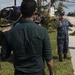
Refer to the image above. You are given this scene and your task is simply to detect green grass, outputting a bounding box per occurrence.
[47,31,74,75]
[0,30,74,75]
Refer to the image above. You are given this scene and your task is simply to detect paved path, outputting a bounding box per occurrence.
[69,27,75,75]
[66,16,75,75]
[65,16,75,25]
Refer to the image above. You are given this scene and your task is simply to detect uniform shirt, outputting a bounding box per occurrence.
[55,18,73,39]
[1,20,53,73]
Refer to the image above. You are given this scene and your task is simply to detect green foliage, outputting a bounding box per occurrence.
[36,0,57,30]
[55,2,64,16]
[36,0,48,12]
[41,11,56,28]
[41,16,57,30]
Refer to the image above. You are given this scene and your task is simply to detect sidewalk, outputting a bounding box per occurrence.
[69,27,75,75]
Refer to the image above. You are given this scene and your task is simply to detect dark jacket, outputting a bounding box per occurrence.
[1,20,53,73]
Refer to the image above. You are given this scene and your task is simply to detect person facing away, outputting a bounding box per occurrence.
[54,12,73,62]
[1,0,54,75]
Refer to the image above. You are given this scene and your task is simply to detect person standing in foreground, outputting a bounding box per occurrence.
[1,0,54,75]
[54,12,73,62]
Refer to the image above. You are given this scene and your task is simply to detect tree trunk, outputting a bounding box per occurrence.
[37,0,42,12]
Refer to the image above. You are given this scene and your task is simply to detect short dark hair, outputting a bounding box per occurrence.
[21,0,36,18]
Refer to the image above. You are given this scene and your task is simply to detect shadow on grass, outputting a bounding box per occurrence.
[48,30,55,33]
[69,47,75,49]
[70,31,75,36]
[53,55,71,60]
[0,54,14,63]
[66,57,71,60]
[53,56,58,59]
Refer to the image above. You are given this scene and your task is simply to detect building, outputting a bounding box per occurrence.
[49,6,57,17]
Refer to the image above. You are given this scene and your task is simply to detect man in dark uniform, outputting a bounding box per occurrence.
[1,0,54,75]
[54,12,73,62]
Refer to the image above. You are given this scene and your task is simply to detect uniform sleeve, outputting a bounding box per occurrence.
[68,21,73,27]
[42,29,53,62]
[1,35,12,60]
[54,20,62,28]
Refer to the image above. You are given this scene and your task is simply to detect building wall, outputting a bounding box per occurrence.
[49,6,57,17]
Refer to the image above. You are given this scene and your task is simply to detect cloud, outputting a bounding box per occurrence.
[0,0,22,9]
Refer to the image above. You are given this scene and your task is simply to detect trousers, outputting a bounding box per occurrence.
[57,38,68,55]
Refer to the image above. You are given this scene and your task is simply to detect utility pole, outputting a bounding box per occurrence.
[14,0,16,6]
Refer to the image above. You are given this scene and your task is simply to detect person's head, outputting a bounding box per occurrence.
[33,11,40,20]
[35,12,41,20]
[21,0,36,19]
[35,12,40,17]
[60,12,65,19]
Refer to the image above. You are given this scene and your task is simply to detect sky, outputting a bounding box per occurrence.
[0,0,75,14]
[0,0,22,9]
[62,1,75,14]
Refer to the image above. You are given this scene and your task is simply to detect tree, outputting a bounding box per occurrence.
[55,2,67,16]
[51,0,56,6]
[37,0,47,12]
[36,0,57,13]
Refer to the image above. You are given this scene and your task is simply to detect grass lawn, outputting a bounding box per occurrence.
[0,30,74,75]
